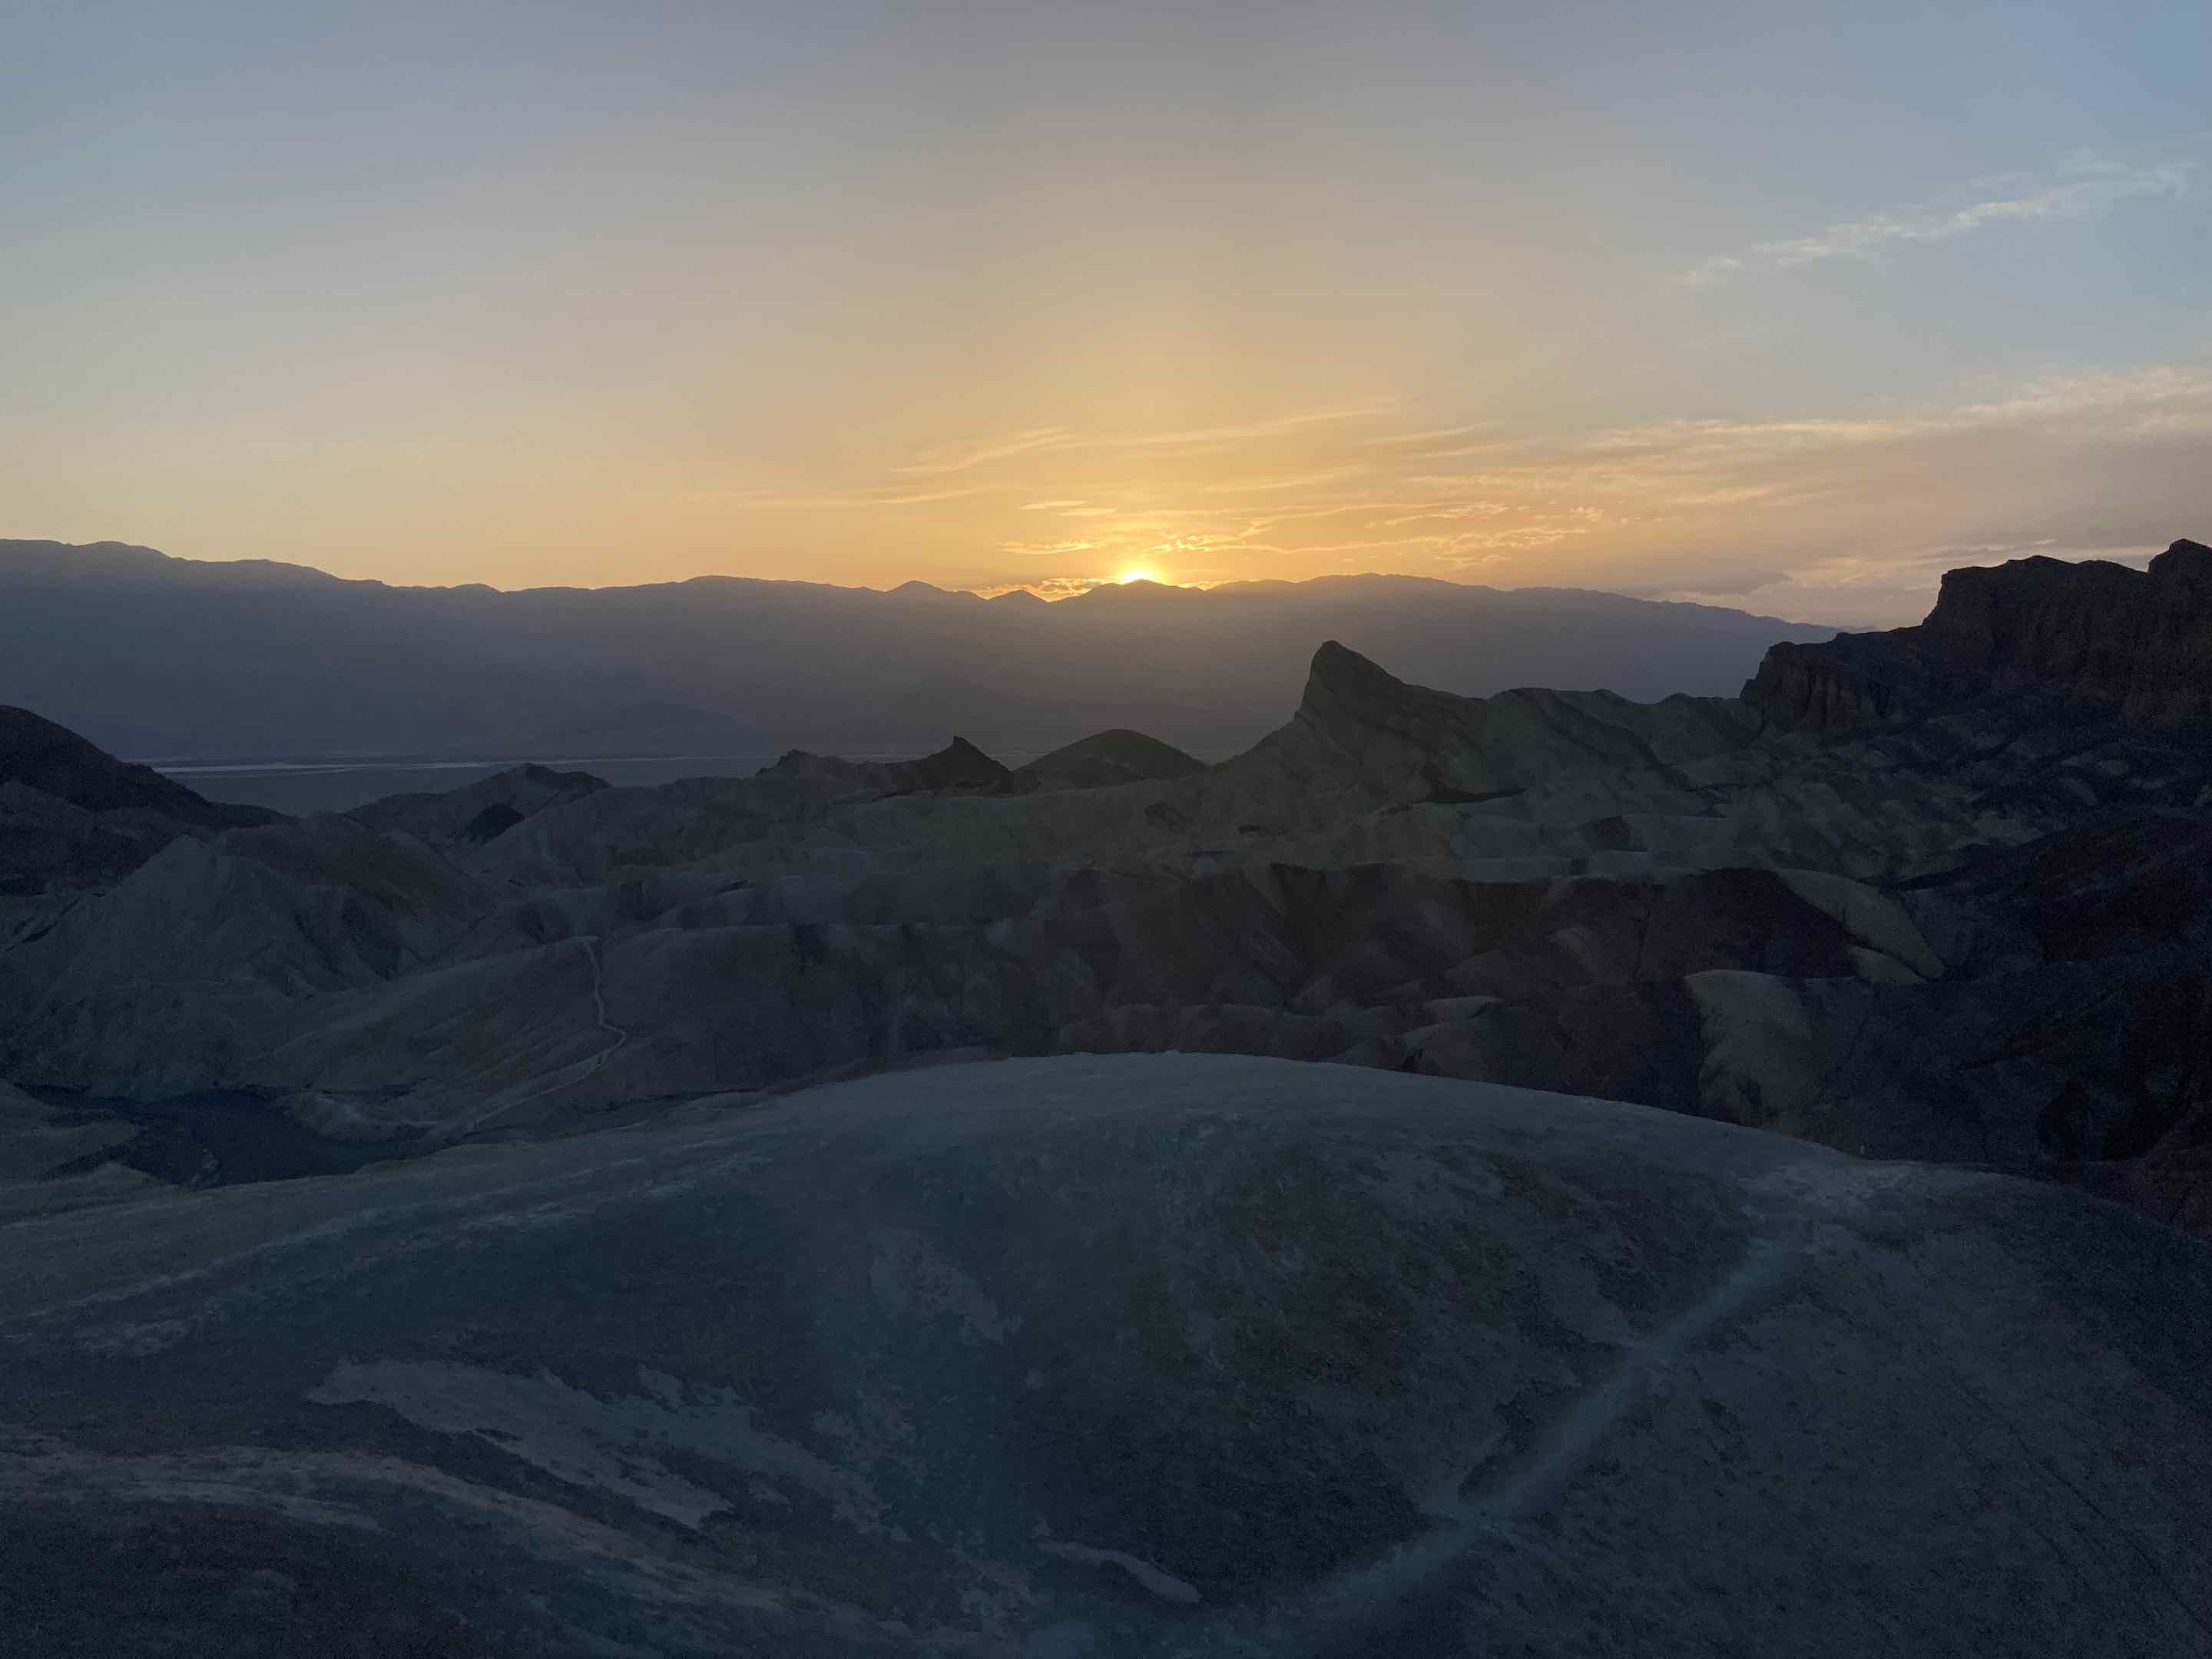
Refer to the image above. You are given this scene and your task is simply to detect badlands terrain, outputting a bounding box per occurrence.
[2,543,2210,1654]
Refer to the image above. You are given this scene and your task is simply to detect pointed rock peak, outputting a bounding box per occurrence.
[1303,641,1410,707]
[910,736,1013,790]
[932,734,997,763]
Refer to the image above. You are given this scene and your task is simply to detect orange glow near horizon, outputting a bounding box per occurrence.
[16,381,2197,629]
[3,12,2206,635]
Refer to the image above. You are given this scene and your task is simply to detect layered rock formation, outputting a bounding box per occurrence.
[1747,537,2212,728]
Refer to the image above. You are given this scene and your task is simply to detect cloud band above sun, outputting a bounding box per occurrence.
[746,358,2212,627]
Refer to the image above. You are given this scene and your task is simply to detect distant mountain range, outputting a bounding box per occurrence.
[0,538,1843,763]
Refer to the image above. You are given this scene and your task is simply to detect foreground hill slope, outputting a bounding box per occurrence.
[3,1055,2206,1657]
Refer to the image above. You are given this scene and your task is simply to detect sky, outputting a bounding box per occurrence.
[3,1,2208,626]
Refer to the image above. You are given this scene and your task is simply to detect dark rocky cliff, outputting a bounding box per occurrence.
[1746,538,2212,729]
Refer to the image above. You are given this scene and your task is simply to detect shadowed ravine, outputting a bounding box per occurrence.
[33,1088,428,1187]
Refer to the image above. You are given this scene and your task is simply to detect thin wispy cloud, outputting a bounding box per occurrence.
[1355,422,1495,449]
[892,428,1076,476]
[1681,156,2197,286]
[867,484,998,506]
[770,359,2210,622]
[1113,404,1394,449]
[889,405,1393,476]
[760,368,2207,601]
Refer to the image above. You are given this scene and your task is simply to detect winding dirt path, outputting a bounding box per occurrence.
[449,936,629,1139]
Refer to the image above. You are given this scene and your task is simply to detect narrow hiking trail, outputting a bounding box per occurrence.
[449,936,630,1139]
[1282,1224,1819,1654]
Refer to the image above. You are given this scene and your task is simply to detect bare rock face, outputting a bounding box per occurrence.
[1747,538,2212,729]
[1171,641,1758,834]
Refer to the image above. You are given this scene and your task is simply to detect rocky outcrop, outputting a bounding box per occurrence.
[1130,641,1767,859]
[349,762,608,844]
[1011,728,1206,792]
[1747,538,2212,729]
[902,734,1014,792]
[762,735,1015,797]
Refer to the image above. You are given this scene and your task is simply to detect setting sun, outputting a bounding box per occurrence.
[1115,566,1160,586]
